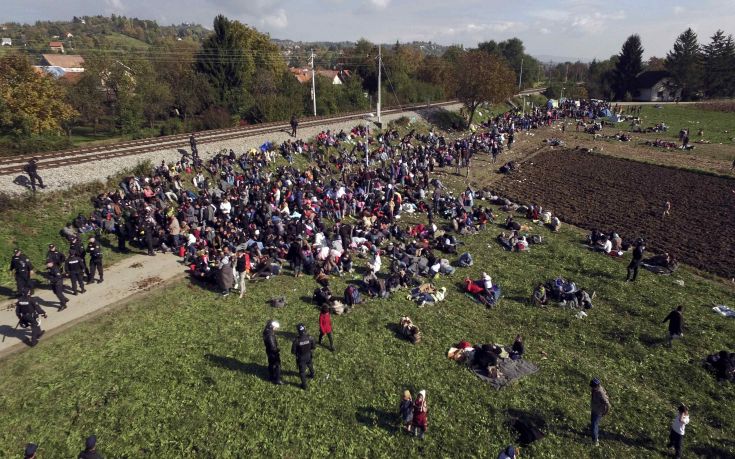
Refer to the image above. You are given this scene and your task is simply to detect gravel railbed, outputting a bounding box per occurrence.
[0,104,461,195]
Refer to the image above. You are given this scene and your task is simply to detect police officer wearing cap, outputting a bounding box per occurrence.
[65,251,86,295]
[291,323,316,390]
[23,442,38,458]
[16,294,47,346]
[46,243,65,270]
[78,435,103,459]
[263,320,283,385]
[47,261,68,311]
[10,248,34,297]
[87,237,103,283]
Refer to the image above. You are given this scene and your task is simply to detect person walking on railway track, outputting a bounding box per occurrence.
[263,320,283,385]
[625,239,646,282]
[291,323,316,390]
[24,158,45,192]
[589,377,611,446]
[47,261,68,310]
[189,133,198,156]
[65,251,86,295]
[290,114,299,137]
[87,236,103,283]
[16,293,47,347]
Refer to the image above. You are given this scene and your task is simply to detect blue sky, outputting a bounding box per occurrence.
[4,0,735,60]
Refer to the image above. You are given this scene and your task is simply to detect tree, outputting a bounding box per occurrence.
[665,28,703,100]
[454,50,515,128]
[196,15,284,115]
[702,30,735,98]
[587,56,618,100]
[156,41,212,121]
[613,34,644,100]
[0,53,77,137]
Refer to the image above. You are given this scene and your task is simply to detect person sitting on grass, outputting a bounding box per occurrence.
[549,215,561,232]
[497,232,514,251]
[510,334,524,360]
[594,235,612,254]
[532,283,548,307]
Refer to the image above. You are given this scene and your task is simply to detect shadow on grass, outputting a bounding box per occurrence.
[384,322,404,341]
[506,408,546,446]
[553,424,659,452]
[639,333,668,347]
[355,406,399,434]
[690,439,735,458]
[205,354,270,381]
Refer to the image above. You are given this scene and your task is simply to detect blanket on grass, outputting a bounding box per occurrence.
[472,359,539,390]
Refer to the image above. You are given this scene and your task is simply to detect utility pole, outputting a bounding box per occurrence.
[310,49,317,116]
[518,56,523,90]
[377,44,382,125]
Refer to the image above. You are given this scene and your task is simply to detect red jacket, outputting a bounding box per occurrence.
[319,311,332,334]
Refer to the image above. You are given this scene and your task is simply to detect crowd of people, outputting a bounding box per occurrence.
[7,98,731,457]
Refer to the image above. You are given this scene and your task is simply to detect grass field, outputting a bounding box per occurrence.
[0,116,734,457]
[1,182,734,456]
[636,105,735,149]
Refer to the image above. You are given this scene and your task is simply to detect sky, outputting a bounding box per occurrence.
[4,0,735,61]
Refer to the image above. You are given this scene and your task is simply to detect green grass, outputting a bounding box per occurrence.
[637,105,735,147]
[102,32,151,50]
[0,200,733,456]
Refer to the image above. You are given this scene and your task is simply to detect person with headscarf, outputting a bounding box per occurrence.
[590,377,611,446]
[412,390,428,439]
[399,390,414,432]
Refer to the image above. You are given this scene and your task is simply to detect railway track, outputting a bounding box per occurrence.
[0,101,459,176]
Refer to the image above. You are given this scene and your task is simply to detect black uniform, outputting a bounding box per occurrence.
[144,224,156,256]
[46,247,66,269]
[291,328,316,389]
[190,134,198,155]
[263,325,282,384]
[78,450,103,459]
[626,243,645,282]
[24,159,45,192]
[48,264,68,309]
[15,296,46,346]
[65,254,86,294]
[10,252,33,296]
[70,238,90,277]
[87,242,103,283]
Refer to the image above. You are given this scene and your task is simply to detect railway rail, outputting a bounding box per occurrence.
[0,100,459,176]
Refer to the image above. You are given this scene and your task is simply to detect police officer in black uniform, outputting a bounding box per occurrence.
[190,133,198,155]
[87,236,103,283]
[10,248,34,296]
[65,251,86,294]
[16,294,47,346]
[24,158,45,192]
[291,323,316,390]
[144,223,156,256]
[46,243,66,270]
[70,236,90,279]
[47,261,68,310]
[263,320,283,385]
[78,435,103,459]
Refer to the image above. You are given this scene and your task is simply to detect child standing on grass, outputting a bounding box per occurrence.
[668,404,689,459]
[318,305,334,352]
[399,390,413,432]
[413,390,428,439]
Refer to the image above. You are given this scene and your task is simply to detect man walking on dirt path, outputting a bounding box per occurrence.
[290,115,298,138]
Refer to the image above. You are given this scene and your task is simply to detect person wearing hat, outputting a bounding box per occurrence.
[590,377,611,446]
[65,250,86,295]
[625,238,646,282]
[399,390,414,432]
[46,260,68,311]
[263,320,283,385]
[10,248,35,297]
[87,237,103,284]
[78,435,103,459]
[412,390,428,439]
[45,243,65,269]
[24,157,45,192]
[291,323,316,390]
[497,445,517,459]
[23,442,38,459]
[16,294,47,346]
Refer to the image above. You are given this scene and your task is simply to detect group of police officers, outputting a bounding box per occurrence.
[8,235,103,347]
[263,319,318,390]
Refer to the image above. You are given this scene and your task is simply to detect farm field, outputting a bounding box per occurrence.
[495,148,735,280]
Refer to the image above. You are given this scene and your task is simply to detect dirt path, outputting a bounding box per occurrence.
[0,253,184,357]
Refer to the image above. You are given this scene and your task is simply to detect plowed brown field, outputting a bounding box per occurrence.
[495,149,735,279]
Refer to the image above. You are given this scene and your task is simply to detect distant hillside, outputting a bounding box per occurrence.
[0,15,209,54]
[273,38,451,56]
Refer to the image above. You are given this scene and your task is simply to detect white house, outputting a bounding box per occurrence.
[633,71,681,102]
[1,38,11,46]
